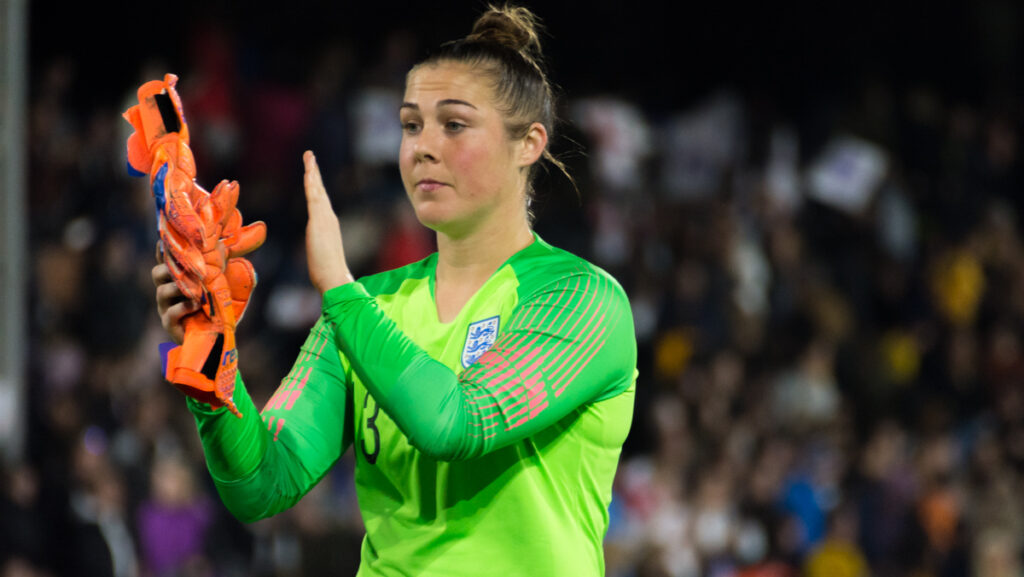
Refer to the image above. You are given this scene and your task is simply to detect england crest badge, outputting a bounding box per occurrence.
[462,316,500,367]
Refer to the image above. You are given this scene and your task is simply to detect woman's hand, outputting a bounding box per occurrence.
[152,248,199,345]
[303,150,354,295]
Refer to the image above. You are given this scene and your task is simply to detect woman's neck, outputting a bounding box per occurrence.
[435,213,534,289]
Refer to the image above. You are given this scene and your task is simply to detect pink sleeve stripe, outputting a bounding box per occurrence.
[466,431,499,440]
[505,399,550,430]
[269,366,310,411]
[273,418,285,442]
[504,265,588,333]
[300,324,331,364]
[474,373,545,411]
[284,389,301,410]
[281,364,300,389]
[476,388,546,424]
[477,345,545,396]
[553,323,610,397]
[473,375,523,403]
[474,390,524,414]
[539,274,594,339]
[486,371,548,417]
[527,306,602,391]
[284,367,313,410]
[503,276,589,363]
[546,312,607,384]
[497,391,547,424]
[507,276,574,333]
[298,331,317,364]
[270,387,286,411]
[477,390,527,416]
[480,358,528,394]
[472,351,548,406]
[536,278,609,376]
[469,361,550,421]
[311,329,331,360]
[465,339,557,395]
[468,350,513,383]
[264,389,284,412]
[534,291,614,399]
[494,276,580,364]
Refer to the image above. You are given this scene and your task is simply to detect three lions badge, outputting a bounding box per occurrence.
[462,316,500,367]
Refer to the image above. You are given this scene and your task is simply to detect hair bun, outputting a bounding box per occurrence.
[466,4,543,64]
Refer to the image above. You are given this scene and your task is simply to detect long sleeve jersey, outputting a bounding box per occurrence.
[187,233,638,576]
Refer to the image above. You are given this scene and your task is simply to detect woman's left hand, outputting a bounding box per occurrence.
[303,150,354,295]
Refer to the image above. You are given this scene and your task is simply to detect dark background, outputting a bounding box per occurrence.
[33,1,1015,113]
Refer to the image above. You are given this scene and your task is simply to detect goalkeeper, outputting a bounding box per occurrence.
[152,5,637,576]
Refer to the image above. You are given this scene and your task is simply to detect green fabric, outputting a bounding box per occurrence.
[189,234,637,576]
[187,316,353,522]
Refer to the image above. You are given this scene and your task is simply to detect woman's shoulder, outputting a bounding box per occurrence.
[512,235,628,303]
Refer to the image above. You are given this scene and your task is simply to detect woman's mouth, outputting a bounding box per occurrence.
[416,179,447,192]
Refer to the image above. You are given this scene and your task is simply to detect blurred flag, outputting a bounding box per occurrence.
[661,92,744,200]
[571,97,652,192]
[805,136,889,215]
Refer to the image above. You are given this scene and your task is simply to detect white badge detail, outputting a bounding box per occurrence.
[462,316,500,367]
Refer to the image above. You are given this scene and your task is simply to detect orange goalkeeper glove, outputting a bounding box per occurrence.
[124,73,265,417]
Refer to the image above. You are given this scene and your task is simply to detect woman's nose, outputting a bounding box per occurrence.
[413,125,440,162]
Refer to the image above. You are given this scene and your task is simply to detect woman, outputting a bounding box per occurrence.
[154,5,637,576]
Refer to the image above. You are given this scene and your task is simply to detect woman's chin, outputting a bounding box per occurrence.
[412,208,445,230]
[415,212,474,239]
[412,204,457,231]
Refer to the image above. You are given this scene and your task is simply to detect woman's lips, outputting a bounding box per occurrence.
[417,179,447,192]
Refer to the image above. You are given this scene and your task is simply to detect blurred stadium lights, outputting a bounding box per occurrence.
[0,0,28,463]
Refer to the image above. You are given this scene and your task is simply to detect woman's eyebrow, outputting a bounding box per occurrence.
[399,99,478,111]
[437,99,477,109]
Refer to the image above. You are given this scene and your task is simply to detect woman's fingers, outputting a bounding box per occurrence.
[302,150,353,295]
[162,301,193,345]
[303,150,329,205]
[152,263,173,287]
[156,279,185,310]
[153,260,198,345]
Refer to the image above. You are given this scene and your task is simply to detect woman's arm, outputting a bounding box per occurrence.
[322,270,636,461]
[188,317,353,522]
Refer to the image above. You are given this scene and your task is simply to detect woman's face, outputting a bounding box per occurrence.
[399,61,531,237]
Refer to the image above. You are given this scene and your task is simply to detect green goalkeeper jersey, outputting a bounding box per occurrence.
[188,233,637,577]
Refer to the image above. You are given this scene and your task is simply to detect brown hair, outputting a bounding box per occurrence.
[412,4,577,211]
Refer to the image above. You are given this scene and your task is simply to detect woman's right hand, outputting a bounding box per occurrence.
[152,251,200,345]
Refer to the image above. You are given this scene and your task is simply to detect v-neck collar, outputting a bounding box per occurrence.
[427,231,543,325]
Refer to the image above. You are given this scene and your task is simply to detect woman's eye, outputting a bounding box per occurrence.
[445,121,466,132]
[402,121,421,134]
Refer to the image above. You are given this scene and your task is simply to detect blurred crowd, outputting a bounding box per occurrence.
[5,14,1024,577]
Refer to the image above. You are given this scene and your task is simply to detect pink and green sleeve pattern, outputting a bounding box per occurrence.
[187,317,353,522]
[322,267,635,462]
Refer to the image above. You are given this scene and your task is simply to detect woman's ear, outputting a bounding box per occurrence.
[517,122,548,168]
